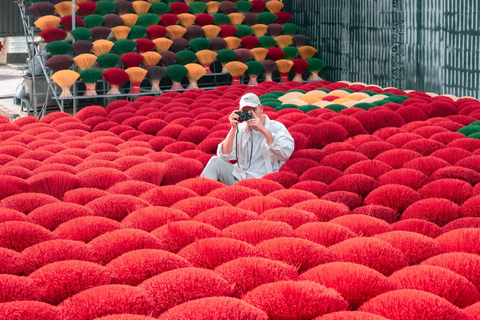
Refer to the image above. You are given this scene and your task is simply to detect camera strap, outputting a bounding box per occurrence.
[236,126,254,170]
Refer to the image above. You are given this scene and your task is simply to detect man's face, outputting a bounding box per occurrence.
[242,104,263,118]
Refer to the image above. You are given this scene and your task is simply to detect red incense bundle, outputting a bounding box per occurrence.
[147,25,167,39]
[135,38,155,53]
[121,52,144,68]
[291,58,309,81]
[102,67,129,95]
[40,28,67,43]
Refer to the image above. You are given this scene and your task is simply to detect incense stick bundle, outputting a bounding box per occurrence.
[125,67,148,94]
[79,68,102,96]
[245,60,265,85]
[217,49,237,73]
[178,13,196,27]
[234,48,253,63]
[71,40,93,56]
[160,13,179,27]
[132,1,151,14]
[90,26,111,41]
[195,13,215,27]
[159,51,176,67]
[121,52,144,68]
[120,13,138,26]
[128,25,147,39]
[170,2,189,15]
[29,3,55,18]
[135,38,155,53]
[97,53,120,70]
[153,38,173,52]
[185,63,206,89]
[209,37,227,51]
[170,38,189,53]
[115,0,132,16]
[111,26,130,40]
[202,25,221,38]
[275,59,293,82]
[291,58,309,81]
[51,70,80,98]
[242,13,259,26]
[151,2,170,15]
[34,15,61,31]
[240,36,259,50]
[40,28,67,43]
[166,64,188,90]
[261,59,277,81]
[166,25,187,39]
[147,25,168,39]
[147,66,166,92]
[306,58,326,81]
[103,67,129,95]
[74,53,97,70]
[225,61,248,85]
[91,39,114,56]
[113,39,137,55]
[54,1,79,17]
[176,50,197,65]
[45,41,71,56]
[298,46,317,59]
[83,14,104,28]
[224,36,241,50]
[196,50,217,73]
[252,24,268,37]
[78,2,96,17]
[206,1,221,14]
[103,14,125,28]
[185,25,205,41]
[137,13,161,27]
[250,47,268,61]
[70,27,92,41]
[142,51,162,68]
[45,54,74,73]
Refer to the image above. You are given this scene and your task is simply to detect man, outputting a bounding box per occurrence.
[201,93,294,185]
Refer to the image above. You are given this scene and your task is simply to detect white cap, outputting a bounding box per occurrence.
[239,93,261,110]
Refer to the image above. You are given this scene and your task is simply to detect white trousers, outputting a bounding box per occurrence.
[201,156,254,186]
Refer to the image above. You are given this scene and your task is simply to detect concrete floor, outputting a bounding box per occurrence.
[0,63,27,120]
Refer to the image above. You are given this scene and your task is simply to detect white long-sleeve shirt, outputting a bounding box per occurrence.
[217,115,295,181]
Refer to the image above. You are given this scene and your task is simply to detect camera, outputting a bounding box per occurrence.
[235,110,253,122]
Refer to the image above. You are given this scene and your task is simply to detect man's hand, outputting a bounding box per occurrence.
[246,111,265,132]
[229,111,239,129]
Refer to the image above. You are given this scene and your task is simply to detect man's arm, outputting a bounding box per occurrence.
[222,127,237,154]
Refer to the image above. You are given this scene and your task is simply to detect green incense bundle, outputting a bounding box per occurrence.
[189,2,207,14]
[136,13,160,27]
[213,13,230,26]
[258,36,277,48]
[45,41,71,56]
[113,39,137,55]
[83,14,104,29]
[166,64,188,90]
[175,50,196,65]
[79,68,102,96]
[258,12,277,25]
[216,49,237,73]
[188,38,211,52]
[95,1,116,16]
[70,27,92,41]
[306,58,326,81]
[235,25,253,38]
[245,60,265,85]
[283,47,299,60]
[235,1,252,13]
[282,23,300,35]
[96,53,120,69]
[151,2,170,15]
[128,25,147,39]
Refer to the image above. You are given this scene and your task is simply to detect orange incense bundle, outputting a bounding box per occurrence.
[178,13,196,27]
[265,0,284,13]
[291,58,309,81]
[111,26,130,40]
[274,35,293,48]
[225,61,248,85]
[51,70,80,98]
[142,51,162,68]
[103,68,129,95]
[276,59,293,82]
[121,13,138,26]
[121,52,144,68]
[135,38,155,53]
[185,63,206,89]
[228,13,245,25]
[132,1,151,14]
[250,48,269,61]
[252,24,268,37]
[202,25,221,38]
[153,38,173,52]
[196,50,217,73]
[34,15,61,31]
[54,1,79,17]
[166,25,187,39]
[147,25,168,39]
[73,53,97,70]
[224,36,241,50]
[91,39,114,56]
[125,67,148,94]
[206,1,221,14]
[298,45,317,59]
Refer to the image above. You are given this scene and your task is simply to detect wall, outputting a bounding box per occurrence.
[0,0,25,37]
[285,0,480,98]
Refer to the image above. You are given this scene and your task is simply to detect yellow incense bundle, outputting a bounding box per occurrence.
[111,26,130,40]
[166,25,187,39]
[132,1,151,14]
[228,13,245,25]
[91,39,114,56]
[121,13,138,27]
[73,53,97,70]
[196,49,217,73]
[55,2,79,17]
[142,51,162,67]
[252,24,268,37]
[125,67,148,93]
[51,70,80,98]
[224,36,241,50]
[225,61,248,85]
[298,46,318,59]
[250,48,269,61]
[206,1,221,14]
[178,13,196,27]
[34,15,61,31]
[202,25,221,38]
[153,38,173,52]
[276,59,293,82]
[185,63,206,89]
[274,35,293,48]
[265,0,284,13]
